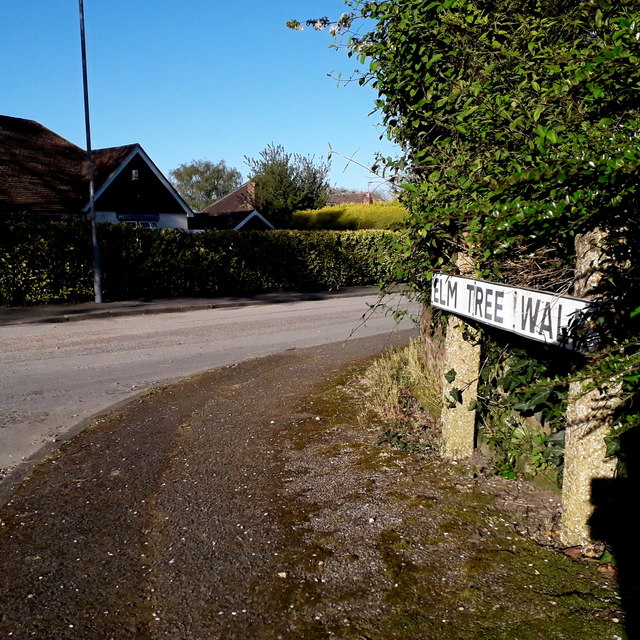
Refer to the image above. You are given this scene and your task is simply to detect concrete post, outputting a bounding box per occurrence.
[560,229,618,546]
[439,252,481,460]
[440,316,481,459]
[561,384,618,545]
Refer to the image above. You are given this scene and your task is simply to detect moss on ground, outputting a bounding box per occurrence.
[263,360,626,639]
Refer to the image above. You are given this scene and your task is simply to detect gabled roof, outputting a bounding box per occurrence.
[200,181,257,215]
[194,181,275,231]
[86,144,192,216]
[0,115,191,216]
[326,191,383,206]
[0,115,86,212]
[235,210,274,230]
[189,209,275,231]
[92,144,139,188]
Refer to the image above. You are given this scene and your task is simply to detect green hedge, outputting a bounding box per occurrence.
[0,217,93,305]
[0,217,394,306]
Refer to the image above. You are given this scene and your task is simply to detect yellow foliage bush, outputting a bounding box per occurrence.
[293,201,407,230]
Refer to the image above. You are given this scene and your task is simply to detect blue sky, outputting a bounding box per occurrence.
[1,0,397,192]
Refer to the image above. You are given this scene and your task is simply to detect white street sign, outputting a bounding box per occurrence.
[431,274,592,350]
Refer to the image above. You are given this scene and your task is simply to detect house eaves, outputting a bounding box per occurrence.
[233,210,275,230]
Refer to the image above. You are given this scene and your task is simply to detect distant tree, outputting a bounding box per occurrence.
[169,159,242,212]
[245,144,330,227]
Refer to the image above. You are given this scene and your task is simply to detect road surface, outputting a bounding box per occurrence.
[0,293,418,486]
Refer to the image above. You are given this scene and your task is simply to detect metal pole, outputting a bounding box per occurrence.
[78,0,102,303]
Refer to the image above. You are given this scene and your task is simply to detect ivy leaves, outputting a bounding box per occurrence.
[444,368,457,384]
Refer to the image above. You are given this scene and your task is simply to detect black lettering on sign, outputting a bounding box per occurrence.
[521,297,541,333]
[466,284,475,314]
[539,302,553,339]
[434,276,585,348]
[474,286,484,317]
[484,288,493,321]
[556,304,563,340]
[447,280,458,307]
[494,290,504,324]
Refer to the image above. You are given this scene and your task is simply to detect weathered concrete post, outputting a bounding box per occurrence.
[439,253,481,460]
[561,229,618,546]
[440,318,481,459]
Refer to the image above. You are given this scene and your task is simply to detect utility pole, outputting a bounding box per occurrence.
[78,0,103,303]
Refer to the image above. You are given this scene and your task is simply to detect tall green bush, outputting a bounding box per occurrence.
[289,0,640,476]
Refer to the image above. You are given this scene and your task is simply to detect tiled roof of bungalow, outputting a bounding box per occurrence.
[200,181,257,215]
[0,115,86,212]
[325,191,383,206]
[0,115,146,214]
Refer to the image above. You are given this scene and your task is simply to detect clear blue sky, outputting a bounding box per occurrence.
[1,0,397,192]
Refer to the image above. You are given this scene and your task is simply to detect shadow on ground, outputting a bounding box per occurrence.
[590,426,640,639]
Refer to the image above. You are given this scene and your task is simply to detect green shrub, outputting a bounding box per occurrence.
[0,216,93,306]
[292,201,407,230]
[0,217,395,306]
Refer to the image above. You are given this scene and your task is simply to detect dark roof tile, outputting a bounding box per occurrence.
[0,116,143,214]
[200,181,257,215]
[326,191,383,206]
[0,115,86,212]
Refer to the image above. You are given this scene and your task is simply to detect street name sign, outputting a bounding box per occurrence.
[431,274,591,350]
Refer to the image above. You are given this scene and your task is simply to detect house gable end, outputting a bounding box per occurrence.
[90,146,192,216]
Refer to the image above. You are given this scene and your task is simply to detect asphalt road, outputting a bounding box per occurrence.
[0,293,418,488]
